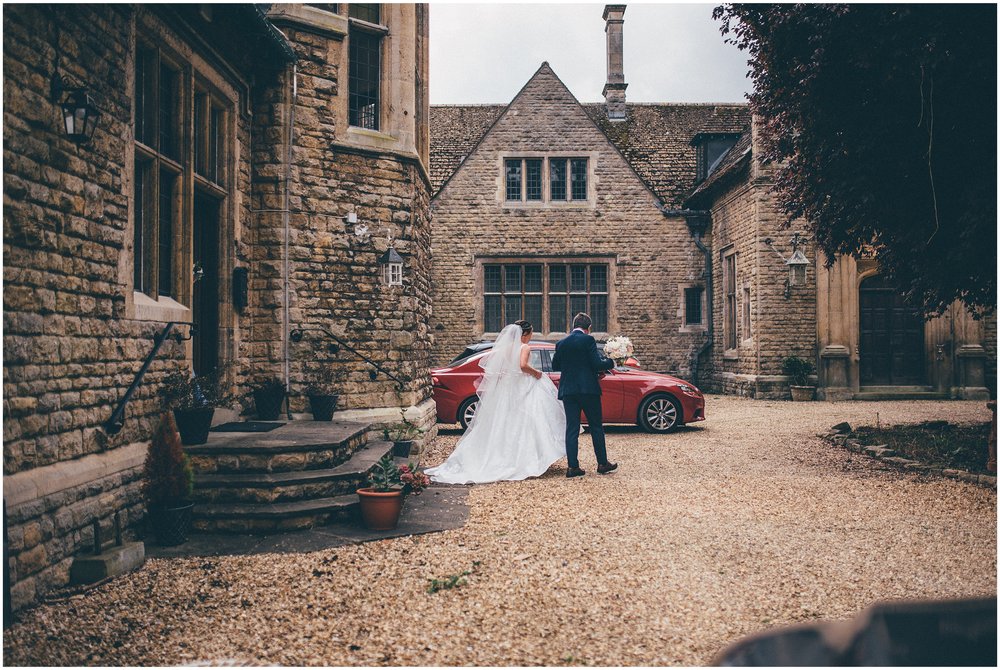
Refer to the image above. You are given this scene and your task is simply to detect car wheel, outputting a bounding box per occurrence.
[638,394,682,433]
[458,397,479,430]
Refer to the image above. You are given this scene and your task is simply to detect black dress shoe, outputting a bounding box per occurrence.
[597,462,618,475]
[566,467,586,478]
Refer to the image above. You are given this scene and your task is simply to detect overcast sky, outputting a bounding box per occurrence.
[429,3,753,105]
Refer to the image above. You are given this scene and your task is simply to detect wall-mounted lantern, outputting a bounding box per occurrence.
[763,232,811,299]
[51,74,101,144]
[378,246,404,286]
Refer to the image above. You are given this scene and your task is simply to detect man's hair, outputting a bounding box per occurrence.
[572,313,592,330]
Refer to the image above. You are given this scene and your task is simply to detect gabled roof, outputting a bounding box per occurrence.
[685,129,753,208]
[430,96,750,207]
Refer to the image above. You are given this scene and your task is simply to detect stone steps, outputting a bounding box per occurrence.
[185,421,370,474]
[854,386,949,401]
[192,441,393,504]
[184,420,392,534]
[192,495,359,534]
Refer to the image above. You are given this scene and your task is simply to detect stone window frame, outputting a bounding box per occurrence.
[678,283,707,333]
[475,255,617,339]
[497,152,598,208]
[125,12,239,333]
[721,246,738,357]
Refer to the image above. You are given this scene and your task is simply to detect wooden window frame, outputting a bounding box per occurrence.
[348,8,387,132]
[499,156,591,204]
[723,250,738,352]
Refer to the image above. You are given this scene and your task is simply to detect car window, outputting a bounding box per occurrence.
[530,349,553,373]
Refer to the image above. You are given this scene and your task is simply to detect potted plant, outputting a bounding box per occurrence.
[143,413,195,546]
[383,421,423,458]
[253,377,285,421]
[357,453,430,530]
[305,384,339,422]
[163,367,225,445]
[783,356,817,401]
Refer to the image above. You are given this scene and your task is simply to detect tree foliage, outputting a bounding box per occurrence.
[715,4,996,316]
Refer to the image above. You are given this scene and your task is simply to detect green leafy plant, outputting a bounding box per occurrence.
[366,453,430,495]
[143,413,194,507]
[162,366,228,411]
[427,561,480,593]
[782,356,815,387]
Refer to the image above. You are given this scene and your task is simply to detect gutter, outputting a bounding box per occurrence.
[659,206,714,387]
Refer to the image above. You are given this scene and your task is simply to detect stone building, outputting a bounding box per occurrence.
[4,3,431,610]
[429,4,995,399]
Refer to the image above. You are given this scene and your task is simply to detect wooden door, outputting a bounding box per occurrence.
[859,276,925,385]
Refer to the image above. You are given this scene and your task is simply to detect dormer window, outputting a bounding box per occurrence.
[692,133,740,182]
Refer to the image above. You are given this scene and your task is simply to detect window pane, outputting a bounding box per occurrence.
[209,106,222,183]
[159,63,177,159]
[504,295,522,323]
[590,264,607,292]
[570,264,587,292]
[550,159,567,200]
[194,94,206,176]
[348,3,380,23]
[349,29,380,130]
[484,265,501,293]
[570,295,588,318]
[549,295,567,332]
[135,49,155,147]
[157,171,174,297]
[529,349,544,371]
[504,265,521,292]
[484,295,502,332]
[133,162,147,292]
[570,159,587,200]
[525,159,542,200]
[524,295,542,329]
[524,264,542,293]
[590,294,608,332]
[549,264,566,292]
[685,287,703,325]
[505,159,521,201]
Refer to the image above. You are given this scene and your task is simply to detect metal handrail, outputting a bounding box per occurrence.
[289,326,406,387]
[103,321,195,435]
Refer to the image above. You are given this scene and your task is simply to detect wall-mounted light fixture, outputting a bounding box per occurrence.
[762,232,811,299]
[378,228,404,286]
[51,73,101,144]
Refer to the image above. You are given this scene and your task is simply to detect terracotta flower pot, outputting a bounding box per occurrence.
[357,488,404,530]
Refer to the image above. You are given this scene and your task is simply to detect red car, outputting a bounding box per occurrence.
[431,342,706,433]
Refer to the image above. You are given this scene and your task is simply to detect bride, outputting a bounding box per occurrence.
[425,320,566,484]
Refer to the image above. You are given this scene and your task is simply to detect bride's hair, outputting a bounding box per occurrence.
[513,320,533,336]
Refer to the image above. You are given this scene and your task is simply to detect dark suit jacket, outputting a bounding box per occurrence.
[551,329,615,399]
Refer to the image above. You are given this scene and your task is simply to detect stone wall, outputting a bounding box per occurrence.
[430,64,708,377]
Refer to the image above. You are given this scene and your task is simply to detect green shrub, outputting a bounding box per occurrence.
[782,356,815,386]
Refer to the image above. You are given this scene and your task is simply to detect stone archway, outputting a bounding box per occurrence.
[859,275,925,385]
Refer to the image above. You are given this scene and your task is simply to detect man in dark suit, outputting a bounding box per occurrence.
[551,312,618,477]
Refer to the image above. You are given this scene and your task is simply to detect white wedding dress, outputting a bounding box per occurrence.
[425,324,567,484]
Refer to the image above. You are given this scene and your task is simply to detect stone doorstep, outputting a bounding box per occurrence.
[184,420,370,455]
[193,441,393,490]
[193,494,358,520]
[69,541,145,585]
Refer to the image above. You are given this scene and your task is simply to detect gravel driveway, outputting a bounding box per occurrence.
[5,398,996,666]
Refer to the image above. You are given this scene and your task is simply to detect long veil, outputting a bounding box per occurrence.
[474,323,523,403]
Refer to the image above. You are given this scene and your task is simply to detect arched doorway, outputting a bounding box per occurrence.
[859,275,925,385]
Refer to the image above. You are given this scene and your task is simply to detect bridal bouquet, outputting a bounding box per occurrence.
[603,335,635,365]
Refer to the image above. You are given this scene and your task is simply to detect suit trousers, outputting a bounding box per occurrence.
[562,394,608,468]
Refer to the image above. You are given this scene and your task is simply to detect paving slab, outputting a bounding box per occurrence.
[147,485,469,558]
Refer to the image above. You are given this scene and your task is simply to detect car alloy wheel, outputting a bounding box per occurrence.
[458,397,479,430]
[640,394,681,433]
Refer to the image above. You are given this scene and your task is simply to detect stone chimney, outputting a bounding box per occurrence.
[602,5,627,121]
